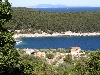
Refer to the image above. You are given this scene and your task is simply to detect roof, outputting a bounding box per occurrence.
[71,47,81,51]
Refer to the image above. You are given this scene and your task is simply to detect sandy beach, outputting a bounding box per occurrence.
[13,31,100,38]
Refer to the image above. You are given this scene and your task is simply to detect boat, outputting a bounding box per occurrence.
[15,40,22,44]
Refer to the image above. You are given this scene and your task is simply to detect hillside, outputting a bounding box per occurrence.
[4,7,100,33]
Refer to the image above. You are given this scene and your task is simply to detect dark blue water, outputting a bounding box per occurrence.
[15,36,100,50]
[33,7,100,12]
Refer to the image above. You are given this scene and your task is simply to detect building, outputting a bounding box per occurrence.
[34,52,46,58]
[23,48,35,55]
[71,47,81,56]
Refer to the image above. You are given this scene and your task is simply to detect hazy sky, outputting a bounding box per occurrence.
[5,0,100,7]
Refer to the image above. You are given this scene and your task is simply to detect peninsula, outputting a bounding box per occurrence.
[5,7,100,36]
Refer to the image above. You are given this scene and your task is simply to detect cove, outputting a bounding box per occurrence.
[14,36,100,51]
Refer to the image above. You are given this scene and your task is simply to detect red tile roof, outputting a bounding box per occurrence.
[71,47,81,51]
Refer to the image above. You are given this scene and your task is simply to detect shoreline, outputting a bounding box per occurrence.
[13,31,100,38]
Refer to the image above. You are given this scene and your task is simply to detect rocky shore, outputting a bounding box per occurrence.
[13,31,100,38]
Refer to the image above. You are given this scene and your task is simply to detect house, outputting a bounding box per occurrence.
[70,47,81,56]
[34,52,46,58]
[23,48,46,58]
[23,48,35,55]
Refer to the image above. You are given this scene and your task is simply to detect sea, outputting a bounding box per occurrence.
[15,7,100,51]
[32,7,100,12]
[15,36,100,51]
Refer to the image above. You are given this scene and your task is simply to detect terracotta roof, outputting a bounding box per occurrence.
[71,47,81,51]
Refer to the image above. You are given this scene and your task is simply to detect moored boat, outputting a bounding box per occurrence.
[16,40,22,44]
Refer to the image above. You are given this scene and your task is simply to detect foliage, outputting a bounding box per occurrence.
[57,48,66,53]
[65,48,71,53]
[46,53,54,59]
[1,1,100,74]
[63,54,73,64]
[20,54,56,75]
[72,57,88,75]
[0,0,33,75]
[3,7,100,33]
[86,50,100,75]
[0,0,12,28]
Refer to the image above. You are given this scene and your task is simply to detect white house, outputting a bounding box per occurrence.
[71,47,81,56]
[23,48,35,55]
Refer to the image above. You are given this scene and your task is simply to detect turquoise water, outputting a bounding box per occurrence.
[14,36,100,50]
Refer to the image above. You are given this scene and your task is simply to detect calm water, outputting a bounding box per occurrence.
[15,36,100,50]
[33,7,100,12]
[15,7,100,50]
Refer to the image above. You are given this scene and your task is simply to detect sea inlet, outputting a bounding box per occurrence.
[15,36,100,51]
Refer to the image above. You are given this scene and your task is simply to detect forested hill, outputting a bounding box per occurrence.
[4,7,100,33]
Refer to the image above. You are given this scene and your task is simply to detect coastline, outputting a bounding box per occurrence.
[13,31,100,38]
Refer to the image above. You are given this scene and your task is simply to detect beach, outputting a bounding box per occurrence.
[13,31,100,38]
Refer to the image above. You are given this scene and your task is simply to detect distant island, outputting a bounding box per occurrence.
[28,4,89,8]
[29,4,67,8]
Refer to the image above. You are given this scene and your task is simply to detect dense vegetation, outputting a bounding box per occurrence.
[1,0,100,75]
[3,7,100,33]
[0,0,33,74]
[19,49,100,75]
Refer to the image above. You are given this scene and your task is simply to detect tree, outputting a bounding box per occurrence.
[46,53,54,59]
[0,0,33,74]
[72,57,88,75]
[63,54,73,64]
[86,50,100,75]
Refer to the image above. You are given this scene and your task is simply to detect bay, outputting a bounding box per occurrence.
[15,36,100,51]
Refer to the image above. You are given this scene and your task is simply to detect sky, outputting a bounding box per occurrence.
[4,0,100,7]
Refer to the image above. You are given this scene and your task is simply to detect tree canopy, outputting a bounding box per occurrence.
[3,7,100,33]
[1,1,100,75]
[0,0,33,74]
